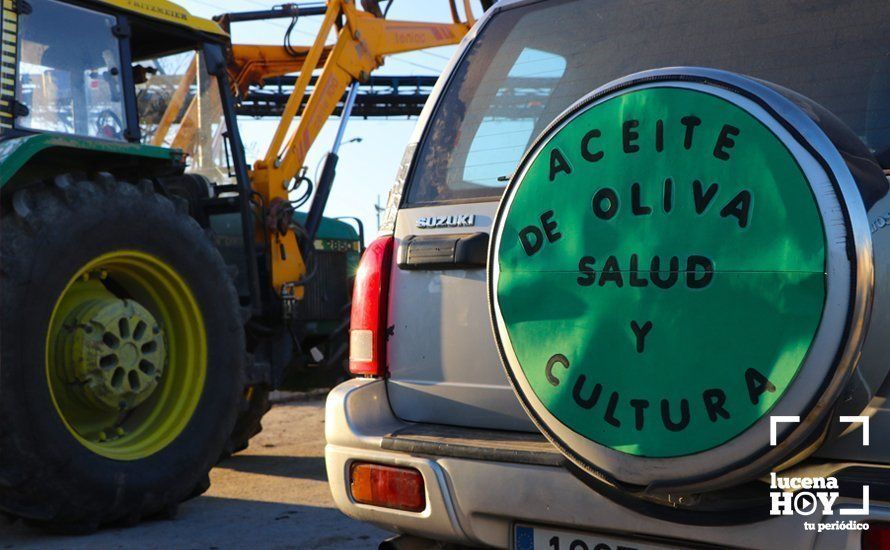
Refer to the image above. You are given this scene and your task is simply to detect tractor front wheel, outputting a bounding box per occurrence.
[0,174,244,530]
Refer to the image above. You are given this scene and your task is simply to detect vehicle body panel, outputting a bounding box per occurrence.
[388,201,535,431]
[327,379,883,549]
[328,0,890,545]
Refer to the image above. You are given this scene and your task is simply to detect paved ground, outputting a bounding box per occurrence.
[0,398,391,549]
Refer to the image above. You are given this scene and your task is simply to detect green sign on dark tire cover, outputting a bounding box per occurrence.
[493,87,826,458]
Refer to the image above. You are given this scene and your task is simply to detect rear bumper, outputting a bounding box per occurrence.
[325,379,884,549]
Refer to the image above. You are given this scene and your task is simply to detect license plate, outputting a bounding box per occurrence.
[513,524,679,550]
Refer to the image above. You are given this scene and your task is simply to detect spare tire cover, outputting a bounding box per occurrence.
[488,68,880,490]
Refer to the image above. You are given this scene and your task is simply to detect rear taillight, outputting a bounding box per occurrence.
[863,523,890,550]
[349,462,425,512]
[349,235,394,376]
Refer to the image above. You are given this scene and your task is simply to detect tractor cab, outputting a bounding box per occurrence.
[4,0,259,298]
[3,0,236,184]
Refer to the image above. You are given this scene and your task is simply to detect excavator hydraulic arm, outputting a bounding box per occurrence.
[228,44,332,99]
[236,0,475,301]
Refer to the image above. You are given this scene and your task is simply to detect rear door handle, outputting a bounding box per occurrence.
[397,232,489,270]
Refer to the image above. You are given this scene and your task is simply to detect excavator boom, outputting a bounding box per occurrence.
[229,0,475,299]
[155,0,476,300]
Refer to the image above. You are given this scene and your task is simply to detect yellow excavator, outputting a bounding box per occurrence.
[0,0,478,530]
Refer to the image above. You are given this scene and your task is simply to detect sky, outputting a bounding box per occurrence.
[177,0,473,242]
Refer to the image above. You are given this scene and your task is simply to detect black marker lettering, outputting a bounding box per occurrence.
[630,320,653,353]
[519,226,542,256]
[599,255,624,287]
[540,210,562,243]
[745,368,776,405]
[549,147,572,181]
[546,354,569,387]
[721,190,752,228]
[630,399,649,431]
[686,256,714,289]
[693,180,719,214]
[713,124,740,160]
[623,119,640,153]
[577,256,596,287]
[592,188,619,220]
[655,119,664,152]
[703,388,730,422]
[661,398,691,432]
[573,375,602,409]
[604,392,621,427]
[680,115,702,149]
[650,256,679,289]
[631,182,651,215]
[629,254,648,287]
[581,129,604,162]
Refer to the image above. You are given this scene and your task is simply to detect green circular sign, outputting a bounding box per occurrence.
[492,87,827,458]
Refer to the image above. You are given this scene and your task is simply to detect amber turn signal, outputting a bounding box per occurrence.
[349,462,425,512]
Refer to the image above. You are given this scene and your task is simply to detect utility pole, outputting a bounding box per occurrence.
[374,194,385,229]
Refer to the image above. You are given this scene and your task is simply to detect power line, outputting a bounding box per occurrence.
[385,57,443,73]
[415,50,450,61]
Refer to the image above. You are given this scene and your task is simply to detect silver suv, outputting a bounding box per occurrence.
[326,1,890,548]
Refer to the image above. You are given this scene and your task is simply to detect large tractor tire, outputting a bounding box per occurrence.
[0,173,245,531]
[225,385,272,456]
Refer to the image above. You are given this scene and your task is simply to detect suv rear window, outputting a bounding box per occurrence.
[405,0,890,206]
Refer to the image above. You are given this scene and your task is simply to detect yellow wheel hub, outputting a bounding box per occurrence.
[46,251,207,460]
[60,298,166,411]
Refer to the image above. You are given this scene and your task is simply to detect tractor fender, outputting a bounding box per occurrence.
[0,134,185,192]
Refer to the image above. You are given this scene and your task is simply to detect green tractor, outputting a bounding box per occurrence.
[0,0,362,530]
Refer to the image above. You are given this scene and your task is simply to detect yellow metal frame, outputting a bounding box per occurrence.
[151,57,196,147]
[247,0,474,297]
[152,0,474,299]
[93,0,227,36]
[229,44,333,98]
